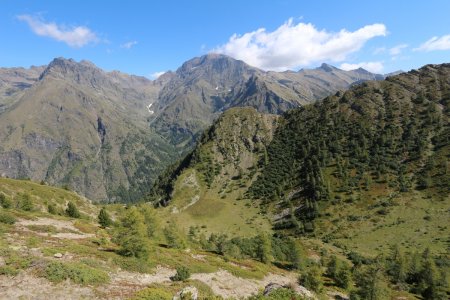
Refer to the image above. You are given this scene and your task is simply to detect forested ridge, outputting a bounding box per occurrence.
[144,64,449,298]
[249,63,449,232]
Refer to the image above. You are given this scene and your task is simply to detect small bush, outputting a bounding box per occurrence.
[0,250,32,275]
[247,287,304,300]
[112,256,153,274]
[0,211,16,224]
[98,207,112,228]
[65,202,81,218]
[44,261,109,285]
[0,193,12,208]
[171,265,191,282]
[47,203,57,215]
[18,193,33,211]
[0,265,19,276]
[299,265,323,292]
[131,287,172,300]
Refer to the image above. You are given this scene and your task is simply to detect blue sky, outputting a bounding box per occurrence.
[1,0,450,77]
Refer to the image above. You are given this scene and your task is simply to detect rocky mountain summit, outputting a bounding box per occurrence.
[0,54,386,202]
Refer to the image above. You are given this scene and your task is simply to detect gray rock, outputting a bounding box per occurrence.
[173,286,198,300]
[53,253,63,258]
[263,283,284,296]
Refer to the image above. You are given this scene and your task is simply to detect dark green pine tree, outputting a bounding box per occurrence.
[98,207,112,228]
[65,201,80,218]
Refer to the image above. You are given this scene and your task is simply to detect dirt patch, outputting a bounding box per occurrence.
[191,269,305,299]
[0,262,311,299]
[96,265,176,299]
[111,265,175,285]
[15,218,95,240]
[191,254,207,261]
[0,271,97,300]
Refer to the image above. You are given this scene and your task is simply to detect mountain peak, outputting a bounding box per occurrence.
[39,57,102,81]
[318,63,337,72]
[176,53,256,81]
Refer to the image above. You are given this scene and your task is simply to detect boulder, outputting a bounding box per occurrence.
[263,283,284,296]
[173,286,198,300]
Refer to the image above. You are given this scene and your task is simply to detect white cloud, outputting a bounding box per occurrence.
[120,40,138,49]
[340,61,384,73]
[415,35,450,51]
[17,14,98,48]
[150,71,166,79]
[214,18,387,71]
[389,44,408,56]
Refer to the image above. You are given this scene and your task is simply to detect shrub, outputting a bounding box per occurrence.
[65,201,80,218]
[0,250,32,275]
[171,266,190,282]
[299,265,323,292]
[0,265,19,276]
[18,193,33,211]
[43,261,109,285]
[98,207,112,228]
[0,211,16,224]
[47,203,57,215]
[163,222,186,249]
[0,193,12,208]
[247,287,304,300]
[335,264,352,289]
[131,287,172,300]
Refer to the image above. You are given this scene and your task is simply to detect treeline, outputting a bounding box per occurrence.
[249,65,449,231]
[0,192,83,220]
[347,246,449,299]
[109,204,304,269]
[107,204,448,299]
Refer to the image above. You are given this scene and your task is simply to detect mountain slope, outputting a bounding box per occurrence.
[0,65,45,114]
[0,58,177,202]
[149,107,278,235]
[0,55,386,202]
[153,63,450,255]
[0,178,310,299]
[151,54,384,147]
[248,63,449,254]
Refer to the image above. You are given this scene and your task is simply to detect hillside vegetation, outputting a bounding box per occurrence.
[149,107,279,236]
[0,178,318,299]
[248,64,449,252]
[150,64,450,299]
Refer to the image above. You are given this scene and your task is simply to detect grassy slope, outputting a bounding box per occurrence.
[0,178,294,299]
[0,177,96,216]
[159,168,272,237]
[150,107,279,237]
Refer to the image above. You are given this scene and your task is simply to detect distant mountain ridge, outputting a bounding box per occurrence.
[0,54,389,201]
[0,57,177,202]
[150,54,386,147]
